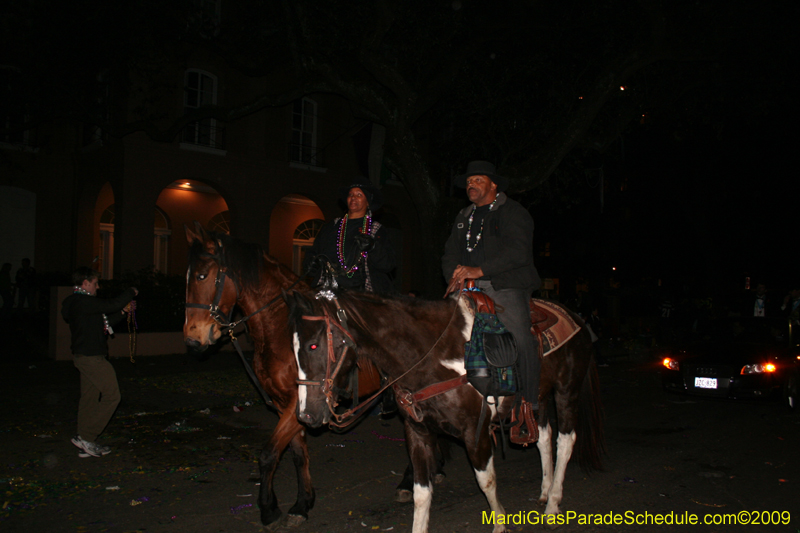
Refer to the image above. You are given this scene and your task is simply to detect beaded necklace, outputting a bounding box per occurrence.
[74,286,113,335]
[337,213,372,278]
[465,194,499,252]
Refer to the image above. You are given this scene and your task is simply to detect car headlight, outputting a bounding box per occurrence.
[740,363,777,375]
[662,358,679,371]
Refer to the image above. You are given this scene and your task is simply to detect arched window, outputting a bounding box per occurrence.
[292,219,324,275]
[208,210,230,234]
[154,207,171,273]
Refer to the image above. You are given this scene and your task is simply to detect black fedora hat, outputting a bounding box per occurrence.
[454,160,508,192]
[339,180,384,211]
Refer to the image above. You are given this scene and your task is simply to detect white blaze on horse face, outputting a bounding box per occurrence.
[293,332,308,413]
[412,483,432,533]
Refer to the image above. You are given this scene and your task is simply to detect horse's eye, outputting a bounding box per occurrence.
[305,341,318,352]
[196,273,207,281]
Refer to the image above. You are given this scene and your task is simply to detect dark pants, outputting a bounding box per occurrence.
[73,354,121,442]
[475,281,540,409]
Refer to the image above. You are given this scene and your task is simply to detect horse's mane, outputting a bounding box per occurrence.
[189,231,281,293]
[317,290,454,334]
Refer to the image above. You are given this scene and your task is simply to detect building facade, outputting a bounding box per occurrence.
[1,10,420,295]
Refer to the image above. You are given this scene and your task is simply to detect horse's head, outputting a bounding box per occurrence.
[184,221,240,355]
[286,291,357,428]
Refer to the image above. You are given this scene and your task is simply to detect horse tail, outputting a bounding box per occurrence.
[574,357,606,473]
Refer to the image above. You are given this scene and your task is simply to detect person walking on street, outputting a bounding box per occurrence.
[61,267,137,458]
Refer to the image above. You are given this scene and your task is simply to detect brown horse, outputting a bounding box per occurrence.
[183,223,314,527]
[287,289,605,533]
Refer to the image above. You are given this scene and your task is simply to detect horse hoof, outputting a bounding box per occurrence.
[394,489,413,503]
[284,514,308,528]
[262,510,283,530]
[434,472,446,484]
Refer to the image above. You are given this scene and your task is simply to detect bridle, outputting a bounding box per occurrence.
[185,249,302,332]
[296,306,358,411]
[184,246,302,412]
[296,292,464,430]
[185,251,240,328]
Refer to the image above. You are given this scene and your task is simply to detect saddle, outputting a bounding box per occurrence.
[463,282,538,446]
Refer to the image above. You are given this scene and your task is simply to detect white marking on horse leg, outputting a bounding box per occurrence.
[411,483,432,533]
[536,422,553,505]
[544,430,576,515]
[475,457,507,533]
[292,332,307,413]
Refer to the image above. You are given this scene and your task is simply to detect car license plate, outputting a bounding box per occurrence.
[695,377,717,389]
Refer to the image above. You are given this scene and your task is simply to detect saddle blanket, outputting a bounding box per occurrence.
[529,298,581,357]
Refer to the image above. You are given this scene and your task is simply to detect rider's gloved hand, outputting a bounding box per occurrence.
[353,233,375,252]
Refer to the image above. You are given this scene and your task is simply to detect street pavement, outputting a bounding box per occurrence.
[1,347,799,532]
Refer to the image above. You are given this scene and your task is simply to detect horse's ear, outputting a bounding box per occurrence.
[185,220,207,245]
[285,290,313,318]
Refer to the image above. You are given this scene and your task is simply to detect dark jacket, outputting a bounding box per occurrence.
[61,288,136,356]
[304,216,396,294]
[442,193,541,292]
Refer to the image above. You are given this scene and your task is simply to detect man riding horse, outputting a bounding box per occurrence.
[443,160,541,438]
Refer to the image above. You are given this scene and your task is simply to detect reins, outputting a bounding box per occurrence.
[299,291,466,430]
[185,249,306,412]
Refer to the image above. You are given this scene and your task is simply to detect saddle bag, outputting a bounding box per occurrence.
[465,312,518,397]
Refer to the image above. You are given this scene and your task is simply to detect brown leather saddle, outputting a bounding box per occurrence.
[462,281,539,446]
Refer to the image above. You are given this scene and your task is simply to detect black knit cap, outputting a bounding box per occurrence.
[339,180,383,211]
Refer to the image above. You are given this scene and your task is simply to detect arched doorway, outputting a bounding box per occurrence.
[155,180,229,275]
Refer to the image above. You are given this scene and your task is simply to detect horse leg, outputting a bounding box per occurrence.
[258,412,304,527]
[395,463,414,503]
[536,422,554,507]
[395,438,447,503]
[544,430,576,515]
[405,423,437,533]
[468,440,506,533]
[284,429,315,526]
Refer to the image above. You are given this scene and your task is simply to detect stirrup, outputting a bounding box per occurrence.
[509,399,538,446]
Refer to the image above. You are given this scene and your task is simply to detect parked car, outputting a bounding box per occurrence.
[661,316,800,410]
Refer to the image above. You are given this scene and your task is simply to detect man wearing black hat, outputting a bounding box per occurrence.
[304,181,396,293]
[443,161,542,412]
